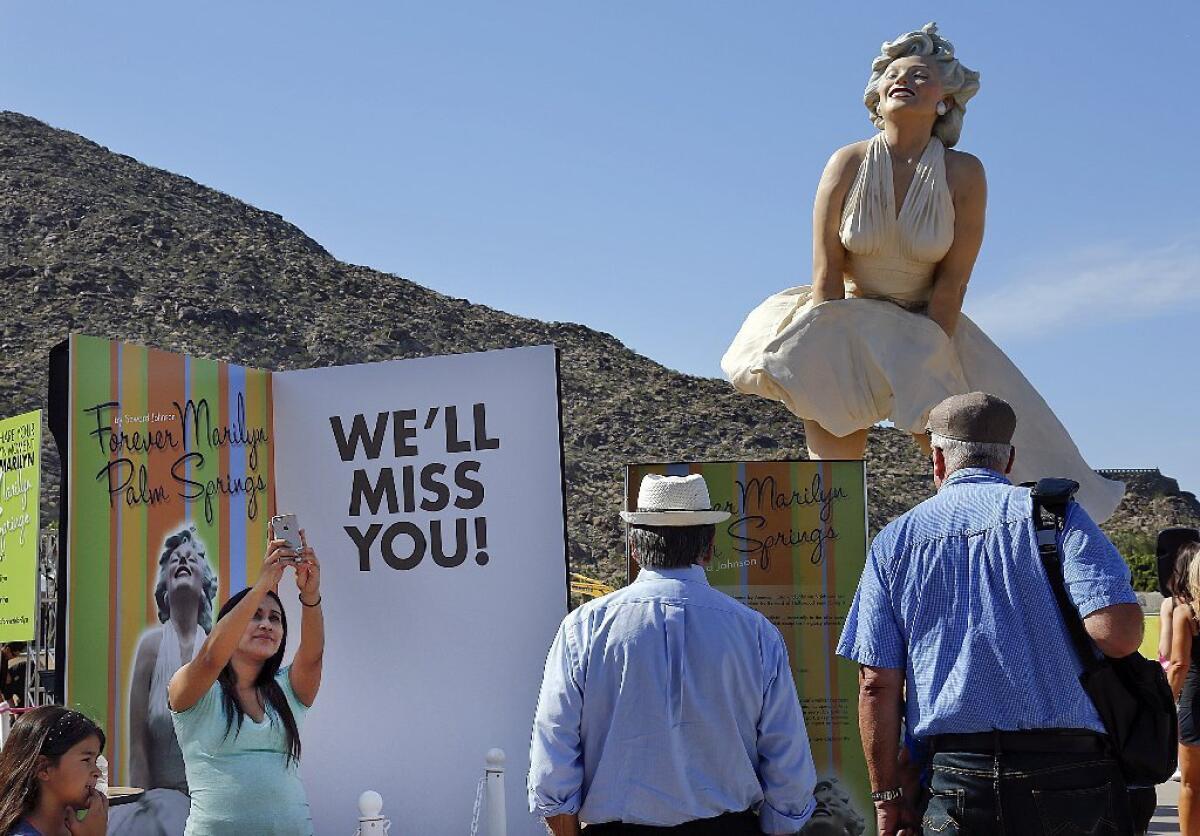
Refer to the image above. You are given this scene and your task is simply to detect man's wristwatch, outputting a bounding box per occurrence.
[870,787,904,804]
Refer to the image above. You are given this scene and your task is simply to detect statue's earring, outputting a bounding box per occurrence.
[936,101,949,116]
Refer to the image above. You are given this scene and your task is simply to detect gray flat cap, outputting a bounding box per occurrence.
[926,392,1016,445]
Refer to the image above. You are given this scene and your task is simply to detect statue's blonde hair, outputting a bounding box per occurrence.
[863,22,980,148]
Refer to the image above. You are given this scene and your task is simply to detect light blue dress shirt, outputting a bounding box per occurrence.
[528,564,817,833]
[837,468,1138,738]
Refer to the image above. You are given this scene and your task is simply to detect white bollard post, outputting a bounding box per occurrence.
[485,748,506,836]
[356,790,391,835]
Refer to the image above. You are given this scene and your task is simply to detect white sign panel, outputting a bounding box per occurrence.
[273,346,568,836]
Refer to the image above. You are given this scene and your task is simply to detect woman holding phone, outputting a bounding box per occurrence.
[168,525,323,836]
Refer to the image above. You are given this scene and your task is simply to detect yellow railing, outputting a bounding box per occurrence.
[570,573,615,600]
[1142,614,1160,661]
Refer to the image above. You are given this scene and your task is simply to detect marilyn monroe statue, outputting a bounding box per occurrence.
[722,23,1123,521]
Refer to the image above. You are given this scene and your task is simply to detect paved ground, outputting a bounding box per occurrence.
[1152,780,1180,834]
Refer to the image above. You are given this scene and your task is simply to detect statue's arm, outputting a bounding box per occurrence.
[128,628,162,788]
[811,145,862,305]
[929,152,987,337]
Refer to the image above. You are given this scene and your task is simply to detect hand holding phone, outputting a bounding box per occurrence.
[270,514,303,562]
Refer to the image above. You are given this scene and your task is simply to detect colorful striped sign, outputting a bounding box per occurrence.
[626,460,870,832]
[64,334,274,784]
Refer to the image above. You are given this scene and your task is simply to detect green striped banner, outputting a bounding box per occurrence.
[65,335,273,785]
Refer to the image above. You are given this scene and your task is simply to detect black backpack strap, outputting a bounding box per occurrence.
[1027,478,1102,673]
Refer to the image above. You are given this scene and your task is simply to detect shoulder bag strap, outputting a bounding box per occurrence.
[1033,493,1104,673]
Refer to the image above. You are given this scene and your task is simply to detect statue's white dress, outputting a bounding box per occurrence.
[108,620,203,836]
[722,133,1123,521]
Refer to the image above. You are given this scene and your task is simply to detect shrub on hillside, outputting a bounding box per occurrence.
[1110,531,1158,593]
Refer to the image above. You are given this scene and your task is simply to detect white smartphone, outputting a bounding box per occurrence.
[270,513,302,561]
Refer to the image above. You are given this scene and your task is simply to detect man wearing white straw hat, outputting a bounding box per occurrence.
[529,473,817,835]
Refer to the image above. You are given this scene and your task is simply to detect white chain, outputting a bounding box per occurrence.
[468,774,486,836]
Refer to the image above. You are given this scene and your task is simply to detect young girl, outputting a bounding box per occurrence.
[0,706,108,836]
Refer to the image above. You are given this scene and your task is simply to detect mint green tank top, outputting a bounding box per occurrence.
[171,666,312,835]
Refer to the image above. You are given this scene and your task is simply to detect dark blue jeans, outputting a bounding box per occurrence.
[923,750,1134,834]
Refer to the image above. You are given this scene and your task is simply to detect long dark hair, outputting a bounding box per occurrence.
[1176,542,1200,606]
[1163,529,1200,601]
[0,706,106,834]
[215,588,301,766]
[1177,542,1200,608]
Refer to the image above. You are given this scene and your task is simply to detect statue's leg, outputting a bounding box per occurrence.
[910,432,932,457]
[802,420,868,460]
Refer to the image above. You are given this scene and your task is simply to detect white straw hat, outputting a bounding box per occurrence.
[620,474,731,526]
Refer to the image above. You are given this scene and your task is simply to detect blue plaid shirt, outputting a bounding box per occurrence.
[837,468,1137,738]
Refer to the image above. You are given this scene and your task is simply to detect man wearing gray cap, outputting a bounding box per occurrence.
[837,392,1144,836]
[529,473,817,834]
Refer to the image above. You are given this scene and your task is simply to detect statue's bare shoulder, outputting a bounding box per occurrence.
[134,624,165,661]
[815,140,870,208]
[944,148,987,193]
[825,140,871,181]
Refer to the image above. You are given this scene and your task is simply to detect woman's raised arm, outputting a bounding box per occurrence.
[289,530,324,708]
[168,540,291,712]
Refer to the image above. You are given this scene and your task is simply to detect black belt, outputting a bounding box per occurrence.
[931,729,1111,755]
[584,810,758,835]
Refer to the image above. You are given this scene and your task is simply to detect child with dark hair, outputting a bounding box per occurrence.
[168,526,324,835]
[0,706,108,836]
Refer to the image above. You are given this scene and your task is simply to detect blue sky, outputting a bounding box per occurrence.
[4,1,1198,495]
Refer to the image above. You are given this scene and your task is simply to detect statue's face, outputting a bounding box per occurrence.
[166,539,205,598]
[804,780,862,836]
[876,55,945,121]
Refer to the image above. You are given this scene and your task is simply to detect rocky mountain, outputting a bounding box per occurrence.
[2,111,1197,588]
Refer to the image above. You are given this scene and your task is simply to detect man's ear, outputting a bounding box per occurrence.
[932,446,947,481]
[1005,446,1016,474]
